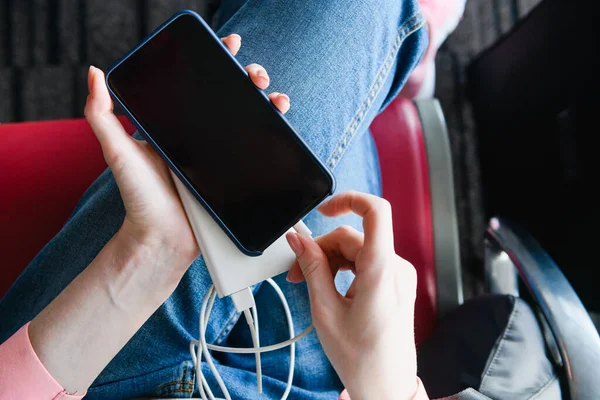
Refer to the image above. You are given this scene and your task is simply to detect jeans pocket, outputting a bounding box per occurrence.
[87,360,195,399]
[151,360,195,399]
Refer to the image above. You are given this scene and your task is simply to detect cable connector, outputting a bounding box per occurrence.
[230,287,255,313]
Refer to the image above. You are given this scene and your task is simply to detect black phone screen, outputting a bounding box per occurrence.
[107,13,333,254]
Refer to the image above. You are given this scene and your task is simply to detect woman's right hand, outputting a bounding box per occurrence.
[285,191,419,400]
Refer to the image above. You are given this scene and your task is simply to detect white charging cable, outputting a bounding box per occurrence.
[190,278,313,400]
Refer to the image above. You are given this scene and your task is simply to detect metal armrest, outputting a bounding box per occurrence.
[485,217,600,400]
[415,99,463,317]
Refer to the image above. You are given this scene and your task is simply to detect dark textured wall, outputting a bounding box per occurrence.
[0,0,218,122]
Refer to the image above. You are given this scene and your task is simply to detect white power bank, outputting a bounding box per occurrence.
[171,172,311,298]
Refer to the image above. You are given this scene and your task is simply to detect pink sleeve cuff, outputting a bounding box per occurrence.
[0,322,86,400]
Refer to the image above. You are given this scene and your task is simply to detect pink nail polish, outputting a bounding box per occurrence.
[286,233,303,256]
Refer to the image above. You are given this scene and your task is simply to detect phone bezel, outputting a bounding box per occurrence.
[105,9,335,256]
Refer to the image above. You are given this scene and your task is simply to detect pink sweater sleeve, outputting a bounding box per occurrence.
[0,323,85,400]
[338,377,429,400]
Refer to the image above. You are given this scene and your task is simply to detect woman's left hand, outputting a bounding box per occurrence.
[26,35,291,396]
[84,34,291,285]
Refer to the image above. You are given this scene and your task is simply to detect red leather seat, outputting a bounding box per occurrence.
[0,97,457,345]
[0,116,134,297]
[370,98,437,344]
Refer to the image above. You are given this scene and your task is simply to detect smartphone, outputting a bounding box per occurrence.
[106,10,335,256]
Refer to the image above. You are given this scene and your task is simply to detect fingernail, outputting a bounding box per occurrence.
[286,232,304,256]
[286,272,299,283]
[87,65,96,93]
[279,93,290,103]
[257,70,269,86]
[286,265,302,283]
[230,33,241,41]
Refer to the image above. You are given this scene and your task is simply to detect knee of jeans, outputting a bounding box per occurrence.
[383,22,429,108]
[218,0,423,38]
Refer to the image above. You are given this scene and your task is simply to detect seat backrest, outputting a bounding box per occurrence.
[370,98,439,345]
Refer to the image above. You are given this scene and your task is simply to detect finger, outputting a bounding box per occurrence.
[286,261,303,283]
[319,191,394,252]
[288,226,363,284]
[245,63,270,89]
[287,256,355,284]
[84,66,135,159]
[345,280,357,299]
[268,92,291,114]
[286,232,337,303]
[315,225,364,263]
[221,34,241,56]
[315,226,364,279]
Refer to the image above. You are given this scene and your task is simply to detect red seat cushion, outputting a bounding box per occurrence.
[0,117,134,298]
[370,98,437,345]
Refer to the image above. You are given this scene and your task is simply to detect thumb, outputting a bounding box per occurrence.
[85,66,136,159]
[286,232,337,302]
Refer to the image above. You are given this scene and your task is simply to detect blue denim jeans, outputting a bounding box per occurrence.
[0,1,426,398]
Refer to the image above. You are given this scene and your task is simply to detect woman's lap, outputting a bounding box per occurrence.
[0,1,426,398]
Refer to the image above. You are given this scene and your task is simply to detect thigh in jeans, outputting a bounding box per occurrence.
[0,1,426,398]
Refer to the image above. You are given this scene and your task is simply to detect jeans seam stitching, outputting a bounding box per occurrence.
[181,365,187,392]
[152,380,195,395]
[326,12,425,170]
